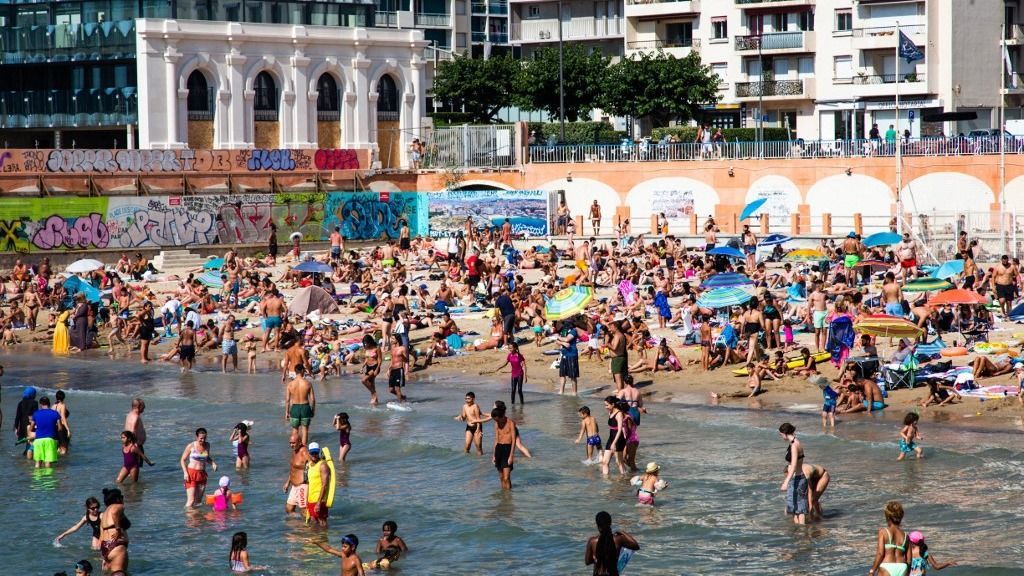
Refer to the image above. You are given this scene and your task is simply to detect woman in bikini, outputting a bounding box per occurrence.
[55,497,102,549]
[471,316,504,352]
[361,334,380,405]
[599,396,627,476]
[779,422,807,525]
[179,427,217,508]
[869,500,909,576]
[99,487,130,576]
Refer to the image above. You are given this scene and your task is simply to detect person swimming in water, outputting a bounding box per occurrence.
[868,501,909,576]
[54,497,102,550]
[364,520,408,570]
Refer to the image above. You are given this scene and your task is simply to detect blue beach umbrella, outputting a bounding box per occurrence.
[203,257,225,270]
[697,286,754,309]
[932,260,965,280]
[758,233,792,247]
[701,273,754,289]
[706,246,745,260]
[862,231,902,248]
[292,261,334,274]
[740,198,768,221]
[64,275,102,303]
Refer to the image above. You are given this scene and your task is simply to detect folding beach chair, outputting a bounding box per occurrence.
[881,354,919,391]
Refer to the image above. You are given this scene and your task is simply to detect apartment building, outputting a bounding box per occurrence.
[622,0,1008,140]
[509,0,624,58]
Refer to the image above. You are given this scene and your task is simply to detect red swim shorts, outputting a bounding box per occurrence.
[184,468,208,489]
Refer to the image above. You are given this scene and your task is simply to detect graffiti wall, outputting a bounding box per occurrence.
[0,198,110,252]
[0,148,364,174]
[323,192,428,241]
[428,190,553,237]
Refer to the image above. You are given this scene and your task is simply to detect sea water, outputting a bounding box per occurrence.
[2,351,1022,575]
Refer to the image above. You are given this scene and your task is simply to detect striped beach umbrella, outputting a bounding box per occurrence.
[758,233,792,247]
[197,271,224,289]
[902,278,953,293]
[783,249,828,262]
[701,273,753,289]
[853,314,924,338]
[696,286,754,309]
[544,286,594,321]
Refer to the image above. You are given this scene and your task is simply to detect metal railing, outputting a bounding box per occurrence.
[0,20,136,64]
[627,0,698,5]
[736,0,809,4]
[414,12,452,26]
[254,109,278,122]
[375,11,397,27]
[851,73,925,84]
[424,46,454,61]
[852,23,926,38]
[511,16,623,42]
[627,38,700,50]
[735,31,806,51]
[527,136,1024,163]
[0,87,138,128]
[735,79,805,97]
[421,124,517,169]
[1004,73,1024,91]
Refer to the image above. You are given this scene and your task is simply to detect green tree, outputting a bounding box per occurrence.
[600,51,720,128]
[515,44,609,124]
[431,55,521,124]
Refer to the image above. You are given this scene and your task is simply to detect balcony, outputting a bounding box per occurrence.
[852,23,925,51]
[735,31,814,53]
[511,16,623,42]
[735,0,813,6]
[0,87,138,129]
[414,12,452,26]
[841,72,928,98]
[734,78,811,100]
[1002,73,1024,95]
[424,46,455,61]
[375,11,397,27]
[1003,24,1024,46]
[624,0,700,19]
[0,20,136,65]
[626,37,700,57]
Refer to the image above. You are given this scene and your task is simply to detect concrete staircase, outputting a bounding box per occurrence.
[153,249,208,272]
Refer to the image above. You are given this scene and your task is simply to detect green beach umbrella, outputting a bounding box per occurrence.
[902,278,953,293]
[544,286,594,321]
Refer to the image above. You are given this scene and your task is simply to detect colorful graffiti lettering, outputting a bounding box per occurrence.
[0,218,28,252]
[217,202,273,244]
[45,149,183,174]
[246,149,297,171]
[32,213,109,250]
[115,208,214,248]
[335,197,405,240]
[314,149,360,171]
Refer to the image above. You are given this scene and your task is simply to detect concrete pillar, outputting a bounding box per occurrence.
[574,215,584,234]
[688,214,697,235]
[290,53,313,148]
[822,213,832,236]
[410,58,424,142]
[225,49,249,148]
[164,51,181,148]
[650,214,659,235]
[790,213,801,236]
[352,54,372,149]
[759,213,769,234]
[853,213,863,236]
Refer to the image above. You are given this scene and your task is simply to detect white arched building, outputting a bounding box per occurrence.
[137,19,426,167]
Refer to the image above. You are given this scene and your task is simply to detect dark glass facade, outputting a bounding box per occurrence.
[0,0,376,144]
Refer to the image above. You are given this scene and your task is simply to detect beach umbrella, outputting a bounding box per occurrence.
[783,249,827,262]
[706,246,745,260]
[64,275,102,303]
[197,271,224,289]
[852,259,889,270]
[292,261,333,274]
[853,314,924,338]
[758,233,791,247]
[696,286,754,309]
[932,260,965,280]
[862,231,902,248]
[902,278,953,293]
[927,289,987,306]
[203,257,225,270]
[544,286,594,321]
[66,259,104,274]
[289,285,341,316]
[739,198,767,221]
[701,273,753,289]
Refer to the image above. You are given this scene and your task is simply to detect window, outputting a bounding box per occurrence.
[771,13,785,32]
[527,5,539,18]
[798,57,813,77]
[773,58,789,77]
[457,32,467,47]
[797,11,814,32]
[456,0,466,15]
[664,22,693,47]
[833,55,853,81]
[712,17,727,40]
[253,71,278,121]
[316,74,340,121]
[711,62,728,87]
[377,74,399,121]
[835,9,852,32]
[186,71,212,120]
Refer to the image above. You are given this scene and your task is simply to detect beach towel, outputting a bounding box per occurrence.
[826,316,855,367]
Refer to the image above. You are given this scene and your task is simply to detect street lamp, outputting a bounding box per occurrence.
[557,0,565,143]
[757,35,763,159]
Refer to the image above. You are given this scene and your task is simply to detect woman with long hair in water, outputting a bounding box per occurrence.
[585,511,639,576]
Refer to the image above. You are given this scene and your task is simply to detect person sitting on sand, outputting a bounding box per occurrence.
[793,348,819,377]
[711,363,763,400]
[470,316,504,352]
[920,379,961,408]
[838,378,886,413]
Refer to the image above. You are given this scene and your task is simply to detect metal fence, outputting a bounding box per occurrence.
[528,136,1024,163]
[422,124,517,169]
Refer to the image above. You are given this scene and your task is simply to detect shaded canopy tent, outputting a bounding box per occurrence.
[63,275,103,305]
[289,285,340,316]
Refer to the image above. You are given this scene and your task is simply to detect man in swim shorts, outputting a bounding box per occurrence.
[993,255,1016,317]
[491,405,516,490]
[881,273,904,317]
[841,232,862,286]
[284,430,311,516]
[260,289,286,352]
[31,396,63,468]
[457,392,485,455]
[608,320,628,391]
[285,365,316,446]
[388,340,408,402]
[220,314,238,373]
[808,282,828,352]
[178,321,196,373]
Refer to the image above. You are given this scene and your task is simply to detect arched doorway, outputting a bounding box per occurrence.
[186,70,214,148]
[376,74,400,169]
[253,71,279,149]
[316,73,341,148]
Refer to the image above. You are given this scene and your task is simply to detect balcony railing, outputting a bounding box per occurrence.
[414,12,452,27]
[490,3,509,14]
[375,11,397,27]
[852,23,925,38]
[0,87,138,128]
[626,38,700,50]
[472,31,488,42]
[254,109,279,122]
[424,46,454,61]
[735,31,805,51]
[511,16,623,42]
[527,136,1024,163]
[851,73,925,84]
[0,20,136,64]
[626,0,696,5]
[735,0,807,4]
[736,79,804,97]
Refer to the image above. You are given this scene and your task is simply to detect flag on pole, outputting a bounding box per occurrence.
[898,30,924,63]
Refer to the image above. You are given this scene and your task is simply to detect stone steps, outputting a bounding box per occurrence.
[152,250,208,272]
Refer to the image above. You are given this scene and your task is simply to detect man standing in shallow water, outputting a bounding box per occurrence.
[284,430,311,517]
[124,398,147,453]
[491,404,516,490]
[285,365,316,447]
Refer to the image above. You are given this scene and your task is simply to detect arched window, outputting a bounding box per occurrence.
[376,74,399,121]
[316,73,340,121]
[254,71,278,121]
[186,70,213,120]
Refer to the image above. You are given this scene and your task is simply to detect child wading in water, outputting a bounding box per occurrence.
[244,334,258,373]
[334,412,352,462]
[908,531,956,576]
[229,531,266,573]
[632,461,667,506]
[315,534,364,576]
[230,422,251,469]
[898,412,923,461]
[574,406,601,464]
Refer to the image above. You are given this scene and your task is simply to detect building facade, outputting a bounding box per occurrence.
[621,0,1011,140]
[509,0,624,58]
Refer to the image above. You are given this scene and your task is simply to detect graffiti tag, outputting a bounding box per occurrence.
[32,213,109,250]
[314,149,360,171]
[246,149,297,171]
